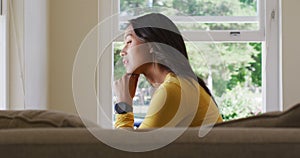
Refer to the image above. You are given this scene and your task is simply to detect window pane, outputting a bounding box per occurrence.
[120,21,259,31]
[120,0,258,16]
[176,22,258,31]
[187,42,262,120]
[113,41,263,122]
[119,0,259,31]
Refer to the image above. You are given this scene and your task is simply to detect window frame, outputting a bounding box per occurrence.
[97,0,282,127]
[0,0,8,110]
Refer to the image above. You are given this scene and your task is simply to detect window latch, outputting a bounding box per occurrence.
[271,9,276,20]
[230,32,241,37]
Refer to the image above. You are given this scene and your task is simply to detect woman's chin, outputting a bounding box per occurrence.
[126,70,135,74]
[126,67,137,74]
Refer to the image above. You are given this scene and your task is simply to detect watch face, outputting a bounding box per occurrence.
[118,103,127,112]
[115,102,132,114]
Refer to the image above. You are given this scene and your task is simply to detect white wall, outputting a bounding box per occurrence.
[48,0,98,113]
[282,0,300,110]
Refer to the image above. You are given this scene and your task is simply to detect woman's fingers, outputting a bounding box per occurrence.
[113,73,140,105]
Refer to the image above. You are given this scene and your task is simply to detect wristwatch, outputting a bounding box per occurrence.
[114,102,133,114]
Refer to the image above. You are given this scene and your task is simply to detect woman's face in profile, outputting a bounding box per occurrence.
[121,25,153,74]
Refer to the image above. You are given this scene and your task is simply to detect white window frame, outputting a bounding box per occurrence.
[264,0,282,112]
[0,0,8,110]
[97,0,282,127]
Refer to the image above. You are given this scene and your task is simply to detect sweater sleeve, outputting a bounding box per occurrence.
[113,82,179,129]
[114,112,134,128]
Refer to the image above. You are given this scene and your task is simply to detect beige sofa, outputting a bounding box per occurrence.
[0,104,300,158]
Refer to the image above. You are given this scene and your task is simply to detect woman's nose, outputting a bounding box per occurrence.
[120,47,127,57]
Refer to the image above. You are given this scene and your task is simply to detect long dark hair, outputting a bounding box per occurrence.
[129,13,215,103]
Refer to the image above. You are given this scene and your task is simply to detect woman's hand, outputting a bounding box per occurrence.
[113,73,140,105]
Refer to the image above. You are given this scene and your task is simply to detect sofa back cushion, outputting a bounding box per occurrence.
[0,110,86,128]
[215,103,300,128]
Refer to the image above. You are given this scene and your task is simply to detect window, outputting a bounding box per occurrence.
[98,0,281,126]
[0,0,8,110]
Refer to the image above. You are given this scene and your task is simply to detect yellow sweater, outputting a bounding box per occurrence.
[115,73,223,129]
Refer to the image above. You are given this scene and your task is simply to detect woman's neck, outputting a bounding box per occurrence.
[143,64,170,87]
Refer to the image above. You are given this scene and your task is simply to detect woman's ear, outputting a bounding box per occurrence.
[149,46,154,54]
[146,43,153,54]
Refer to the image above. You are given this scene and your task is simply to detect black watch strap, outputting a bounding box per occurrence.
[114,102,133,114]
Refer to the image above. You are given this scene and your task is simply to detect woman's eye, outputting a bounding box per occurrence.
[126,41,132,45]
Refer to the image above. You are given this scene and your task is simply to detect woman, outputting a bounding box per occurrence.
[113,13,223,129]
